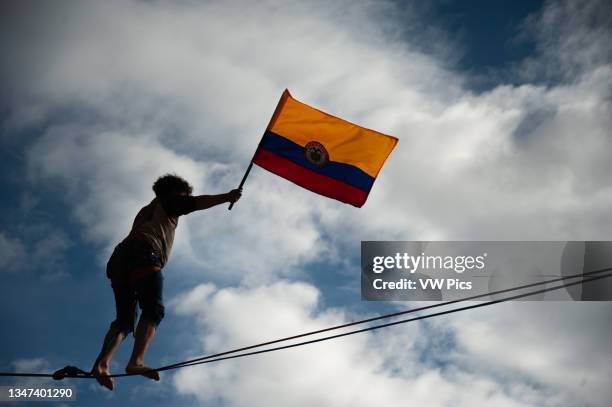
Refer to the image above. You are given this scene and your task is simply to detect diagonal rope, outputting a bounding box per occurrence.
[146,270,612,373]
[0,267,610,379]
[142,266,612,374]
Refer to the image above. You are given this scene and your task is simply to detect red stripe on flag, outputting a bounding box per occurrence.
[254,149,368,207]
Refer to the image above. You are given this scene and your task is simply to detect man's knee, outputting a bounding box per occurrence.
[110,318,134,337]
[141,303,165,326]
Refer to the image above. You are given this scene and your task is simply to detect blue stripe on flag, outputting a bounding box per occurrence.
[259,131,374,192]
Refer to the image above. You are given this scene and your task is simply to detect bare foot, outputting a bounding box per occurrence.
[92,363,114,391]
[125,364,160,381]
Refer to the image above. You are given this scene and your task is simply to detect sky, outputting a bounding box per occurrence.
[0,0,611,406]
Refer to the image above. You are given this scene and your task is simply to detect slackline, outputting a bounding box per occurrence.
[1,267,610,380]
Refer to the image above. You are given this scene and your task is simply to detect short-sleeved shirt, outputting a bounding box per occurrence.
[123,195,196,267]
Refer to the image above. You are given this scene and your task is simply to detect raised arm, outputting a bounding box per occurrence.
[160,189,242,217]
[193,188,242,211]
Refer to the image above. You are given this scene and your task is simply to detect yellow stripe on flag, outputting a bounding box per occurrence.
[267,90,398,178]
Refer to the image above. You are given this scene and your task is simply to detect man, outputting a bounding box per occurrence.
[91,174,242,390]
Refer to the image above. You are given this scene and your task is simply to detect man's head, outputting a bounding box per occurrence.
[152,174,193,197]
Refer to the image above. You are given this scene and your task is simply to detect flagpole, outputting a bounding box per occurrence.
[228,131,265,210]
[228,160,254,210]
[228,89,290,211]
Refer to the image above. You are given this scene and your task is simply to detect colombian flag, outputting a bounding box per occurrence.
[253,90,398,207]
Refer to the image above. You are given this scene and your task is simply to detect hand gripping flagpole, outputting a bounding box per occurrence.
[228,89,291,210]
[228,161,254,210]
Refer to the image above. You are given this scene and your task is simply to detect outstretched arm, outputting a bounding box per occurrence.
[193,188,242,211]
[160,189,242,216]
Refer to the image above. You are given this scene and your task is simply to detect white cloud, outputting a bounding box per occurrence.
[517,0,612,82]
[9,358,55,387]
[446,301,612,407]
[11,357,51,373]
[0,228,71,279]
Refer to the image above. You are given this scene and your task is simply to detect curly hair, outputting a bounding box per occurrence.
[152,174,193,197]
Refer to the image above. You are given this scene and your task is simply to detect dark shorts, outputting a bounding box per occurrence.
[110,272,165,336]
[106,239,165,335]
[106,239,164,280]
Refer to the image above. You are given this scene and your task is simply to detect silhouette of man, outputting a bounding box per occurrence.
[91,174,241,390]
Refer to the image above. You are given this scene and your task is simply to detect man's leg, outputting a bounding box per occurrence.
[125,270,164,381]
[91,324,126,390]
[92,281,136,390]
[125,318,160,380]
